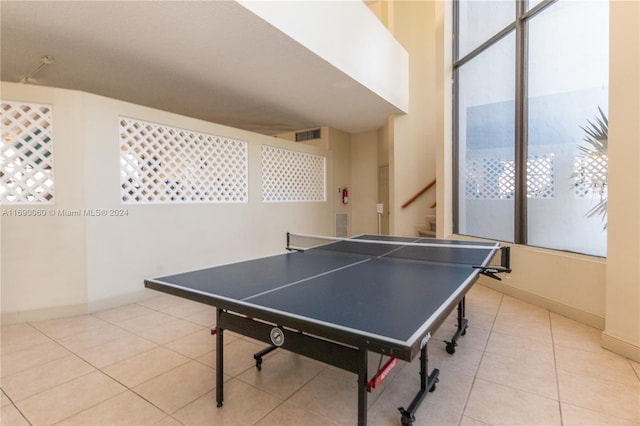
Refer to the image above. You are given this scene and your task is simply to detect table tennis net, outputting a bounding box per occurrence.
[287,233,499,267]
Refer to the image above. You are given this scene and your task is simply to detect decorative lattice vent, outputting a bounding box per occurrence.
[1,101,54,204]
[465,154,555,200]
[119,117,248,204]
[526,155,555,199]
[262,145,326,202]
[573,153,607,198]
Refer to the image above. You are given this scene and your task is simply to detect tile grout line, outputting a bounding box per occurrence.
[7,293,635,425]
[246,351,332,425]
[92,299,251,424]
[548,310,565,426]
[2,322,101,413]
[41,336,174,424]
[50,326,206,425]
[76,299,212,371]
[461,305,570,408]
[0,387,33,426]
[7,299,209,425]
[51,386,130,426]
[457,293,504,426]
[549,316,640,423]
[629,359,640,382]
[141,299,343,424]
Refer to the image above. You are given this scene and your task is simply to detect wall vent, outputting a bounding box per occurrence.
[336,213,348,237]
[295,128,321,142]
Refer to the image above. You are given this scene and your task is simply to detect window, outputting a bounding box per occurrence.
[454,0,609,257]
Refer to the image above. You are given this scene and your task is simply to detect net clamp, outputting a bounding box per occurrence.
[472,265,512,281]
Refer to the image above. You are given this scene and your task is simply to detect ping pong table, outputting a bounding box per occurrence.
[145,233,510,425]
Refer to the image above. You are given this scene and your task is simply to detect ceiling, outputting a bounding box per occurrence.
[1,1,404,136]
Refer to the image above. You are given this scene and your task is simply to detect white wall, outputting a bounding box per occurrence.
[602,0,640,360]
[1,83,336,322]
[389,0,438,236]
[350,130,379,236]
[1,85,88,319]
[275,127,352,237]
[327,128,352,236]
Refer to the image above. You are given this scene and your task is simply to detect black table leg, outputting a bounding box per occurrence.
[357,347,368,426]
[445,297,468,354]
[398,342,439,425]
[216,308,224,408]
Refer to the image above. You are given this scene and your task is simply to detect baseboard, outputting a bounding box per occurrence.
[86,289,156,313]
[1,303,88,325]
[479,279,605,330]
[601,332,640,362]
[1,289,157,325]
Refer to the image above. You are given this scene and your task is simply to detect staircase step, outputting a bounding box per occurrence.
[418,207,437,238]
[424,214,436,231]
[418,229,436,238]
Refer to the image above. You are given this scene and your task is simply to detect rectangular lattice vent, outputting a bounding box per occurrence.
[119,117,248,204]
[261,145,326,202]
[573,152,607,199]
[295,128,321,142]
[465,154,555,200]
[1,101,54,204]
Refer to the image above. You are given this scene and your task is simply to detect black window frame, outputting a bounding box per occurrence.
[452,0,559,245]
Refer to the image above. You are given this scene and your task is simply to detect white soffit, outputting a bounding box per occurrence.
[238,0,409,113]
[1,1,409,135]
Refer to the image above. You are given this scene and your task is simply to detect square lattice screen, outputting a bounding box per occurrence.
[261,145,326,202]
[465,154,555,200]
[573,153,607,199]
[119,117,248,204]
[1,101,54,204]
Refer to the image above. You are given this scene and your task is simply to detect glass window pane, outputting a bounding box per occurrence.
[457,32,515,242]
[527,0,609,256]
[458,0,515,59]
[527,0,544,11]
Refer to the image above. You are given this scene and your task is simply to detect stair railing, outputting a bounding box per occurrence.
[401,179,436,209]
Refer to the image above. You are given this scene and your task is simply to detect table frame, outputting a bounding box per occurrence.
[144,241,510,425]
[146,278,473,425]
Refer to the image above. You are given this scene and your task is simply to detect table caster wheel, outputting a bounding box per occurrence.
[445,341,456,354]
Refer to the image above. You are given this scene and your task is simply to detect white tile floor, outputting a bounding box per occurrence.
[1,285,639,425]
